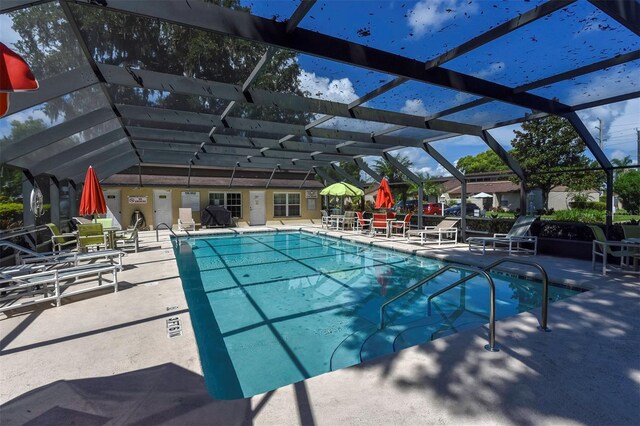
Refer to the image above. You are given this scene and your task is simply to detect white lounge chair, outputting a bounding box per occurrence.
[0,261,121,313]
[0,240,124,270]
[407,218,459,245]
[467,215,538,255]
[178,208,196,231]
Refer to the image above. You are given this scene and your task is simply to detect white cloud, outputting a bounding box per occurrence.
[407,0,480,37]
[297,68,392,134]
[485,123,523,148]
[610,150,628,161]
[577,98,639,162]
[297,70,359,104]
[400,99,428,116]
[471,62,505,79]
[567,65,640,107]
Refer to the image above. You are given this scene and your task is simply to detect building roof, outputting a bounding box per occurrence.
[444,180,520,196]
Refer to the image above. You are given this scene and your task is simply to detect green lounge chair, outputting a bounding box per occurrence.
[45,223,78,252]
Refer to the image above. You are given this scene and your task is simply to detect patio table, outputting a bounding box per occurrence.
[329,215,345,230]
[103,227,120,250]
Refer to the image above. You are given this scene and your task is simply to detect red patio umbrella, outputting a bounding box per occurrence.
[375,178,394,209]
[79,166,107,216]
[0,42,39,117]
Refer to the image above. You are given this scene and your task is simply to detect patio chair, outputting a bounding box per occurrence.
[354,212,371,233]
[467,215,538,255]
[320,210,330,228]
[178,208,196,231]
[390,213,412,237]
[77,223,108,252]
[342,211,356,230]
[114,219,140,253]
[588,225,638,275]
[45,223,77,252]
[94,217,113,229]
[407,218,459,246]
[371,213,389,237]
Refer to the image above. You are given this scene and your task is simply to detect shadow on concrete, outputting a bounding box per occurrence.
[1,363,259,426]
[348,281,640,425]
[0,310,189,356]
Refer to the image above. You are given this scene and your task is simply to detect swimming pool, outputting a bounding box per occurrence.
[174,231,581,400]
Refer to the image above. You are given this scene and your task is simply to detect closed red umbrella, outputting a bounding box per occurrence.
[1,42,39,117]
[375,178,394,209]
[79,166,107,216]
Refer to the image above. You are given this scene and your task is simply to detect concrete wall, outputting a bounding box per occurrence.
[101,186,321,229]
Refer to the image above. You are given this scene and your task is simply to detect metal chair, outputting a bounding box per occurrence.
[77,223,108,252]
[45,223,77,252]
[390,213,412,237]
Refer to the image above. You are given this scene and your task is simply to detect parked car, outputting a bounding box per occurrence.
[423,202,447,215]
[444,203,481,216]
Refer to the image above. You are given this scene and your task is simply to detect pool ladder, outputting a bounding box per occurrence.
[155,223,190,243]
[379,258,550,352]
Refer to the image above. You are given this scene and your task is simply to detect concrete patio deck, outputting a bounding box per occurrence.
[1,226,638,425]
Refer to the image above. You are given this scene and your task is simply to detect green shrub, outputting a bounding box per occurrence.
[0,203,24,229]
[553,208,605,223]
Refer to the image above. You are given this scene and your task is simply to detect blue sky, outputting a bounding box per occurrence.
[2,0,638,177]
[246,0,640,175]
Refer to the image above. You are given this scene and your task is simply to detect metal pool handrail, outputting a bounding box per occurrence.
[155,223,189,242]
[427,258,550,332]
[379,264,499,352]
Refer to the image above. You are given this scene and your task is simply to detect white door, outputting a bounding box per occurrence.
[249,191,266,226]
[103,189,122,229]
[153,190,172,228]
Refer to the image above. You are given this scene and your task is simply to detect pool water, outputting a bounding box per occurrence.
[174,231,581,400]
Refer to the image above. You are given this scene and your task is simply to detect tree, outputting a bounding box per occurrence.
[456,150,509,173]
[323,162,363,184]
[612,155,634,179]
[407,171,442,201]
[1,118,49,200]
[373,155,413,208]
[511,116,604,209]
[9,1,309,124]
[614,170,640,214]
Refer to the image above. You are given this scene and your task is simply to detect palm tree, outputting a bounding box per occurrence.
[373,155,413,208]
[612,155,633,178]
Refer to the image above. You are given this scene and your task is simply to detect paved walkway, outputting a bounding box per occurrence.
[1,227,638,425]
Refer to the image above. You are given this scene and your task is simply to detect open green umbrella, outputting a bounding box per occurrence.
[319,182,363,197]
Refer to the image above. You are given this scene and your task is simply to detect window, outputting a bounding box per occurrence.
[209,192,242,218]
[274,192,301,217]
